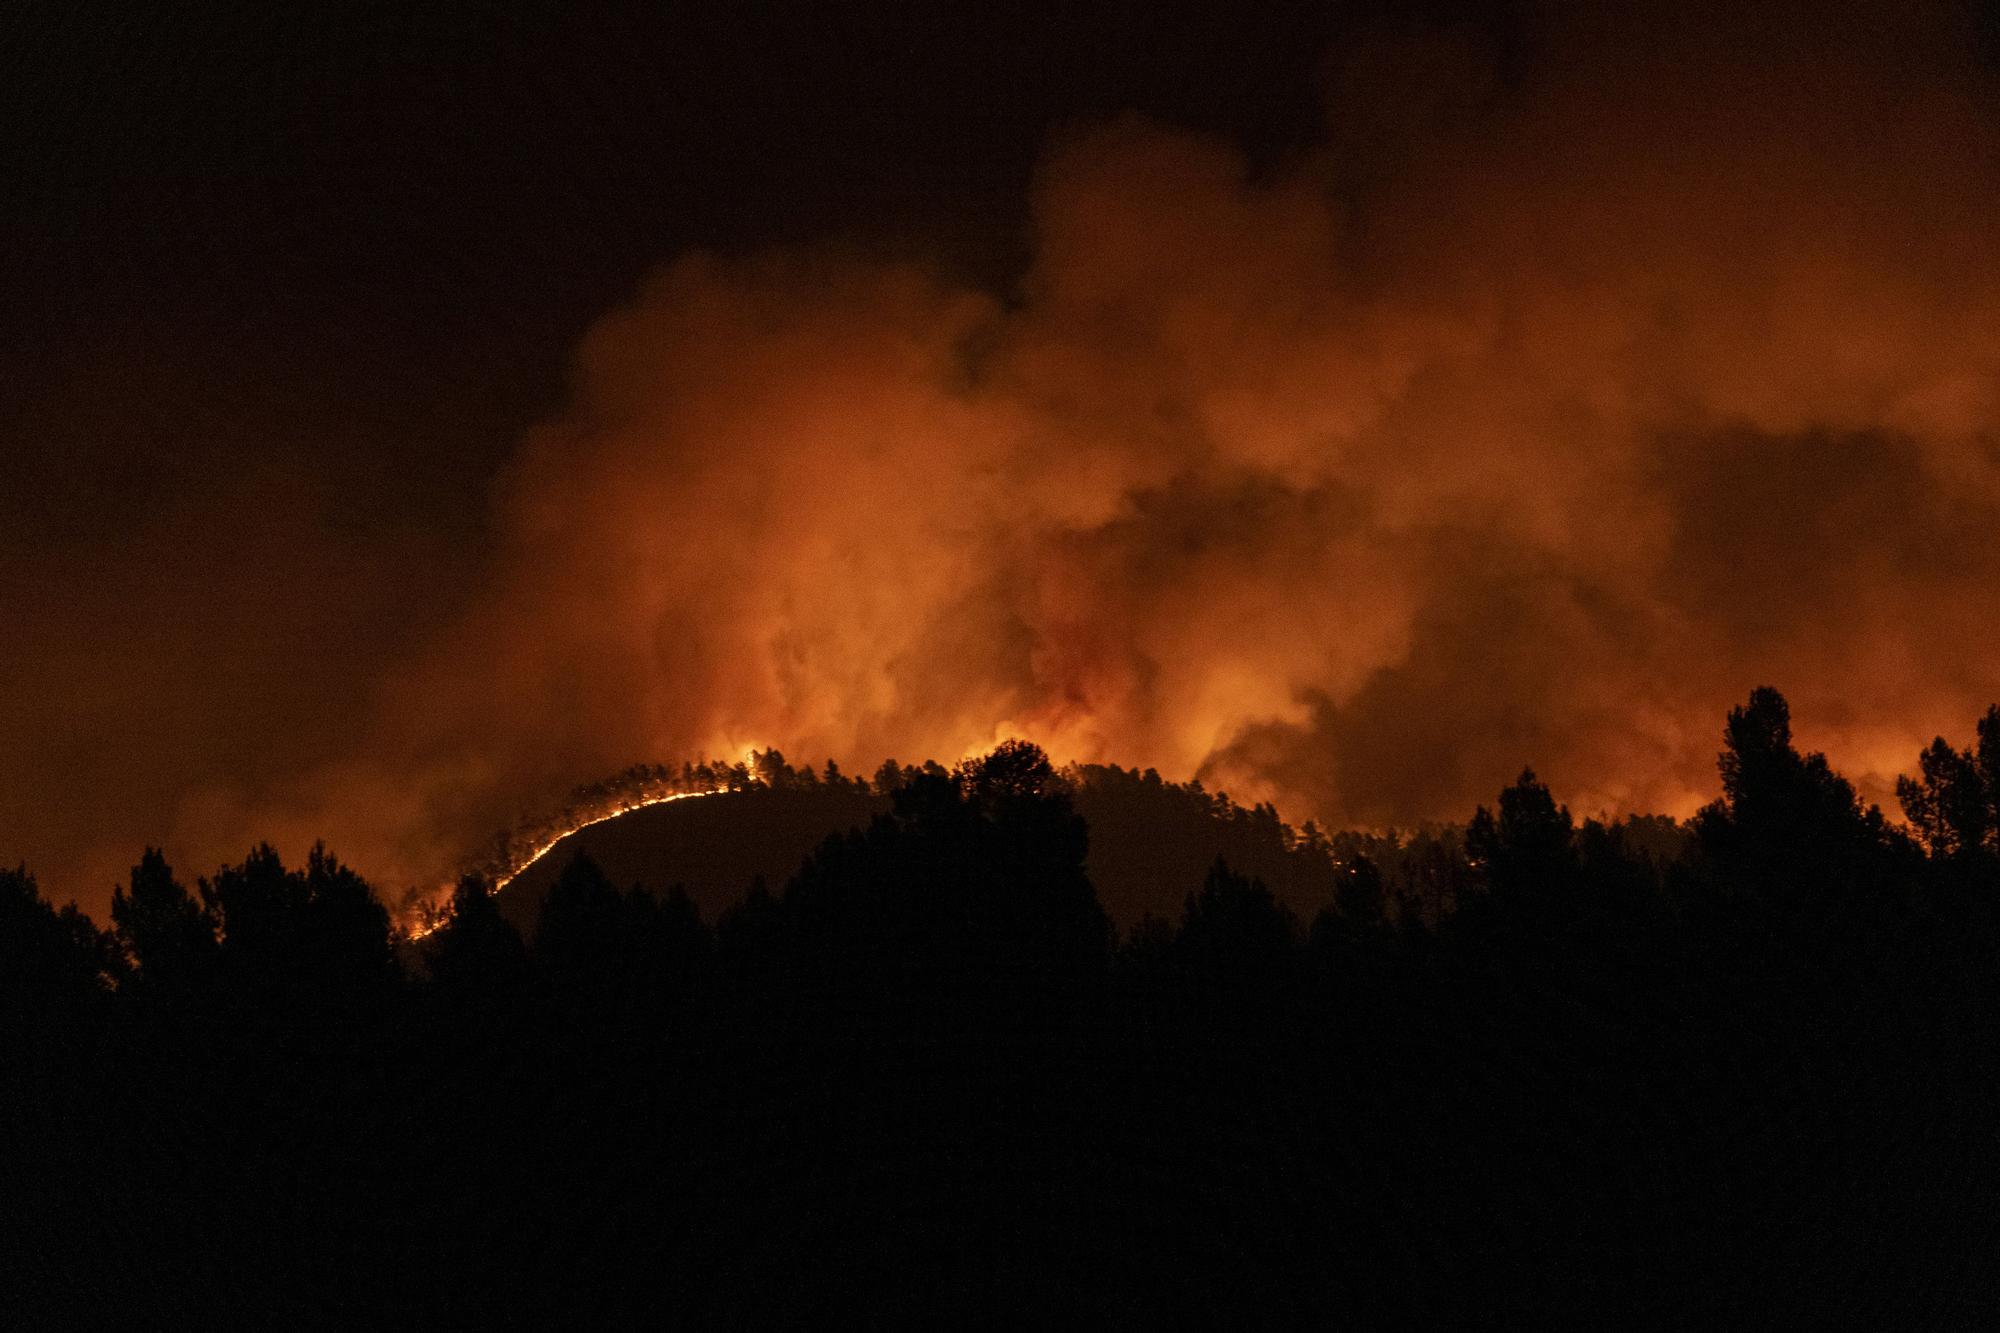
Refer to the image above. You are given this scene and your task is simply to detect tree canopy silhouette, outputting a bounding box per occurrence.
[5,712,2000,1324]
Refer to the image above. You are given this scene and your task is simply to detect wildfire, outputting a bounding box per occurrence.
[404,785,733,940]
[486,787,729,895]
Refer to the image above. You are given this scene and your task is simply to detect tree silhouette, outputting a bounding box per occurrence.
[1176,856,1298,980]
[199,843,303,963]
[423,873,528,993]
[1467,767,1576,902]
[716,873,783,962]
[110,849,215,996]
[1977,706,2000,825]
[1334,854,1386,928]
[300,844,396,994]
[0,865,115,1008]
[1897,737,1992,860]
[1694,686,1890,910]
[197,842,393,1016]
[534,852,628,1006]
[956,736,1061,808]
[785,742,1108,1033]
[620,882,712,1011]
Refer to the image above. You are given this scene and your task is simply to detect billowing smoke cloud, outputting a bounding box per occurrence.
[76,3,2000,901]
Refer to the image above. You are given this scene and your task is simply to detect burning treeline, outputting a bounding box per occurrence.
[159,3,2000,899]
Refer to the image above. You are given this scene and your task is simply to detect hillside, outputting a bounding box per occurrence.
[492,763,1358,934]
[494,785,886,935]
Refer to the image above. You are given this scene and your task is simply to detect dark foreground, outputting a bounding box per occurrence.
[6,692,2000,1325]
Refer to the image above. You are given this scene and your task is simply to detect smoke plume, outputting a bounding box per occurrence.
[27,2,2000,907]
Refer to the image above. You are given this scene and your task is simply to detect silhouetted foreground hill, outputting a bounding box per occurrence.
[494,759,1377,931]
[6,694,2000,1324]
[494,785,885,936]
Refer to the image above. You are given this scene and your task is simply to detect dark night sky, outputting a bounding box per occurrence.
[3,0,1368,555]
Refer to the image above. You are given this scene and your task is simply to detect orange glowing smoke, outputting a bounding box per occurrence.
[31,3,2000,909]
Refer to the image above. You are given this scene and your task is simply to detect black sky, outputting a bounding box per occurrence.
[3,1,1401,558]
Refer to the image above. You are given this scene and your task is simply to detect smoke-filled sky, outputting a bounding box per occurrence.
[10,1,2000,915]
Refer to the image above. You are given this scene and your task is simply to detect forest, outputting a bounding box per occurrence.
[5,687,1998,1324]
